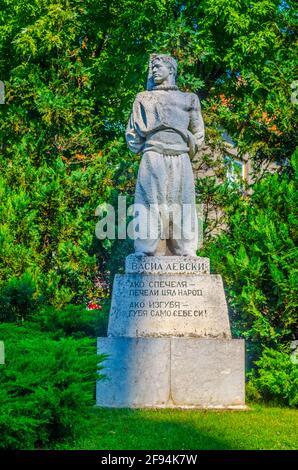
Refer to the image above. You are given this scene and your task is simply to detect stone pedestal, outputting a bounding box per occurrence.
[96,255,246,409]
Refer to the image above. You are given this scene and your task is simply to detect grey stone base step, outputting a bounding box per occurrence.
[96,337,245,409]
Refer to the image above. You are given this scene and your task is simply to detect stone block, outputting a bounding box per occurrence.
[171,338,245,407]
[108,274,231,338]
[96,337,170,407]
[96,337,245,408]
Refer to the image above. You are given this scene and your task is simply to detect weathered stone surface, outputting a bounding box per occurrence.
[96,337,170,407]
[96,337,245,408]
[171,338,245,407]
[125,255,210,274]
[108,273,231,338]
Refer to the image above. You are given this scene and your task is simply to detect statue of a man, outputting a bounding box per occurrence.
[126,54,204,256]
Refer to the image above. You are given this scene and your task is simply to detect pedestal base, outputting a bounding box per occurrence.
[96,337,245,409]
[108,274,231,338]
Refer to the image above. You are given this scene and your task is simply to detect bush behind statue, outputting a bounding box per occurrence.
[0,141,137,313]
[33,303,110,338]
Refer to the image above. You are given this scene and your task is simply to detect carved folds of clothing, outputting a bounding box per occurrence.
[126,89,204,256]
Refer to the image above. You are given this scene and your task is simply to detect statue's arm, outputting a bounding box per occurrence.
[125,98,146,154]
[189,93,205,150]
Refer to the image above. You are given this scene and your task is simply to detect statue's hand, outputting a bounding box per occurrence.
[187,131,197,159]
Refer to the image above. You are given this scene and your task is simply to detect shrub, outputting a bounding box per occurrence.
[0,272,40,322]
[33,303,110,338]
[247,347,298,408]
[0,323,104,449]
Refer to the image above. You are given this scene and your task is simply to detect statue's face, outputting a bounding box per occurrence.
[152,60,172,85]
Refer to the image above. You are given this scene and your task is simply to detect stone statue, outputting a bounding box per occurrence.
[126,54,204,256]
[97,61,245,409]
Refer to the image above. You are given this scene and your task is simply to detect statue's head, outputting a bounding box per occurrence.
[147,54,177,89]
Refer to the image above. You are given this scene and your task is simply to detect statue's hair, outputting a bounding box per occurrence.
[151,54,178,77]
[147,54,178,90]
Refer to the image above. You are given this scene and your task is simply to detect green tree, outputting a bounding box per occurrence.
[200,152,298,360]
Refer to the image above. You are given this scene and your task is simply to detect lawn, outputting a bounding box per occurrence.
[60,405,298,450]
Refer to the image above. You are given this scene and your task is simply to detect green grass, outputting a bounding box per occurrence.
[59,404,298,450]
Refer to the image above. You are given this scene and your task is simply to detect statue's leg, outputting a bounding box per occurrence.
[134,151,166,256]
[166,153,198,256]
